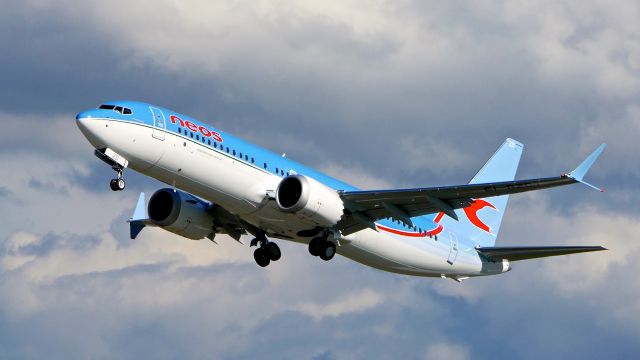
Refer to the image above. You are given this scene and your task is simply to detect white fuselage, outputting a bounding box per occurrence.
[77,117,508,279]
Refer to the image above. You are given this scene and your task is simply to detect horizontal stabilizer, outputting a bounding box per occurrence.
[477,246,607,262]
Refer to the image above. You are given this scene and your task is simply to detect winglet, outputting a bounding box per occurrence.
[128,192,147,239]
[567,144,606,192]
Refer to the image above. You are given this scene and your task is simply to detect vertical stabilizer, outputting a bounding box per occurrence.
[439,139,523,247]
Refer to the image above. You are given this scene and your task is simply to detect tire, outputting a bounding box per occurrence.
[116,178,126,191]
[319,241,336,261]
[266,242,281,261]
[109,179,118,191]
[308,237,322,256]
[254,248,271,267]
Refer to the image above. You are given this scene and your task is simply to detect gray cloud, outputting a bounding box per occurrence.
[1,0,639,359]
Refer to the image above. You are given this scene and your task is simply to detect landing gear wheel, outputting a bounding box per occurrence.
[116,178,125,191]
[109,168,126,191]
[265,242,281,261]
[254,247,271,267]
[109,178,125,191]
[309,237,322,256]
[319,241,336,261]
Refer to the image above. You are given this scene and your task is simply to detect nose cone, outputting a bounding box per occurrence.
[75,109,95,133]
[76,110,94,120]
[75,109,105,148]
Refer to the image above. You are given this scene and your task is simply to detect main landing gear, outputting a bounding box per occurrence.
[308,236,336,261]
[250,234,281,267]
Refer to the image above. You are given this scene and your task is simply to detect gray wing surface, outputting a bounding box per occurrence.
[337,175,577,235]
[476,246,607,261]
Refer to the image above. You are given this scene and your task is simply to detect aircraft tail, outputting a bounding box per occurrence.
[439,138,523,247]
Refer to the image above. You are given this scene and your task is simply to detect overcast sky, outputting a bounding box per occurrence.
[1,1,639,359]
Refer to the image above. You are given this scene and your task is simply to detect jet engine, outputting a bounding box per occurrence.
[276,175,344,227]
[147,188,216,240]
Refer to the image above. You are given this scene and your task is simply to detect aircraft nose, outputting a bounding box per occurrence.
[75,109,106,148]
[76,110,94,121]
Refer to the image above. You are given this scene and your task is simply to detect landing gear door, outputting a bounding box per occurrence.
[447,232,459,265]
[150,107,166,141]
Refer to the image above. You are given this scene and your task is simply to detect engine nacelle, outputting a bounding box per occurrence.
[147,188,216,240]
[276,175,344,227]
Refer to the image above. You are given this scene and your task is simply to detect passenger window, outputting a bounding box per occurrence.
[226,147,229,153]
[196,134,200,141]
[245,155,249,161]
[208,139,211,145]
[251,157,255,163]
[190,132,194,138]
[233,150,236,156]
[276,167,279,174]
[214,143,217,149]
[178,128,181,134]
[264,163,267,169]
[239,152,243,158]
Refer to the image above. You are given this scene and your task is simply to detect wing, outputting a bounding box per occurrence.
[476,246,607,261]
[336,143,606,235]
[337,176,576,235]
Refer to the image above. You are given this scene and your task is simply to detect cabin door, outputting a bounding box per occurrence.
[150,107,166,141]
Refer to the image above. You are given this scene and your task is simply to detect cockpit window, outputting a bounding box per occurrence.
[98,104,132,115]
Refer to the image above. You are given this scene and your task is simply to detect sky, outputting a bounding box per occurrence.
[0,0,639,359]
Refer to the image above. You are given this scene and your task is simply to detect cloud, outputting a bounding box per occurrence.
[1,0,640,359]
[424,342,470,360]
[296,288,384,320]
[0,224,454,358]
[2,0,637,192]
[317,161,394,189]
[144,0,636,192]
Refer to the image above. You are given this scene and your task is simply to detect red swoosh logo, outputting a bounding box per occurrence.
[462,199,497,233]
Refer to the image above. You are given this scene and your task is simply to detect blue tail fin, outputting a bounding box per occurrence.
[439,138,523,247]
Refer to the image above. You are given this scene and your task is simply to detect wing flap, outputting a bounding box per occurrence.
[476,246,607,262]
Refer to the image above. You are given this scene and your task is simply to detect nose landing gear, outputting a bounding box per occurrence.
[94,148,129,192]
[250,233,281,267]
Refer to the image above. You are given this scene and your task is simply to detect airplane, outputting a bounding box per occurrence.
[76,101,607,281]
